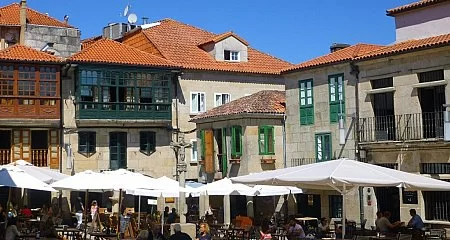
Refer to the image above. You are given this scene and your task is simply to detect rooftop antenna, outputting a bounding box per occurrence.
[123,2,130,17]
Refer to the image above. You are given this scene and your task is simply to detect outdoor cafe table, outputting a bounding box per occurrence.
[89,232,117,240]
[55,226,82,240]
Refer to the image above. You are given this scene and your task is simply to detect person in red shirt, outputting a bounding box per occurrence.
[21,205,32,217]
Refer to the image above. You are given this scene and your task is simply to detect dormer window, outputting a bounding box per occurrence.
[224,50,240,61]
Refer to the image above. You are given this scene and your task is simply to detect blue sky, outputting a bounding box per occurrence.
[5,0,414,64]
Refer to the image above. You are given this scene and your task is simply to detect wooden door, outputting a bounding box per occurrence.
[12,129,30,161]
[49,130,59,169]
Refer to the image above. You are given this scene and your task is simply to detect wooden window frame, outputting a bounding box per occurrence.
[78,131,96,157]
[315,132,332,162]
[299,79,314,125]
[328,74,345,123]
[259,126,275,155]
[140,131,156,155]
[190,92,206,114]
[231,126,242,158]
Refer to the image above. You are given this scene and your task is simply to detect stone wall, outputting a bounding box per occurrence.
[25,25,80,58]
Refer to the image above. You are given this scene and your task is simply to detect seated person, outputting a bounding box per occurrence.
[5,217,20,240]
[407,209,424,231]
[377,212,402,233]
[21,205,32,217]
[40,217,58,238]
[169,224,191,240]
[318,217,330,237]
[286,219,305,240]
[335,219,356,239]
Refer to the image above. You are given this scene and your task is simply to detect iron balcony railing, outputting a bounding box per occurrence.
[359,112,444,143]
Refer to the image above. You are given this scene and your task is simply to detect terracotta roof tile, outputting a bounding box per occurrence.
[68,38,180,68]
[282,44,383,73]
[198,31,249,46]
[387,0,448,16]
[81,35,102,50]
[0,44,63,63]
[0,3,73,28]
[124,19,292,75]
[191,90,285,122]
[356,33,450,60]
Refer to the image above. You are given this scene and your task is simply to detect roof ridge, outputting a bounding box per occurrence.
[26,5,74,28]
[156,18,216,37]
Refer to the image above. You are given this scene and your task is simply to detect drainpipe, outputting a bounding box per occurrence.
[282,114,287,168]
[350,62,364,227]
[19,0,27,45]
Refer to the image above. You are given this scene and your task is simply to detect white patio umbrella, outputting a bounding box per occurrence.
[253,185,303,197]
[0,165,56,192]
[231,158,450,237]
[8,160,69,184]
[192,177,255,196]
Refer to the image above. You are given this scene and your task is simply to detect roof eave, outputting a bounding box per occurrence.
[281,59,352,75]
[190,112,285,124]
[0,59,65,65]
[67,60,181,70]
[355,43,450,62]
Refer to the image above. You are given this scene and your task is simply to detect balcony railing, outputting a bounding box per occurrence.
[359,112,444,143]
[290,158,317,167]
[31,149,48,167]
[0,149,11,165]
[76,101,171,120]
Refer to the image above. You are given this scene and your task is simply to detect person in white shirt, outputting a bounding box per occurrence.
[5,218,20,240]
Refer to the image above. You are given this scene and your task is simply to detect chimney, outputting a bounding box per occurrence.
[330,43,351,53]
[19,0,27,45]
[63,15,69,24]
[142,17,149,25]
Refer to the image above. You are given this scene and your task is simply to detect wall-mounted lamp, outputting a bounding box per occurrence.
[339,116,346,145]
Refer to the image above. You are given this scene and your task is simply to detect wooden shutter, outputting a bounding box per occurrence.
[204,129,214,173]
[13,130,30,161]
[49,130,59,169]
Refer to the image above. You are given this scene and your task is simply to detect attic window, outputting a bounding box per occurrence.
[224,50,239,61]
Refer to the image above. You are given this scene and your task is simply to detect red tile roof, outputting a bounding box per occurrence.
[386,0,448,16]
[0,3,73,28]
[198,31,249,46]
[123,19,292,75]
[81,35,102,50]
[0,44,62,63]
[356,33,450,60]
[282,44,383,73]
[68,38,180,68]
[190,90,285,122]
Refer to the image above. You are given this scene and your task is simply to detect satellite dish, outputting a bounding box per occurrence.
[123,4,130,16]
[128,13,137,24]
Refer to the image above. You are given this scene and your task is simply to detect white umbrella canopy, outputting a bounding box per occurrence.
[193,177,255,196]
[51,170,115,191]
[231,158,450,191]
[253,185,303,197]
[101,169,159,191]
[127,176,190,197]
[7,160,69,184]
[0,166,56,192]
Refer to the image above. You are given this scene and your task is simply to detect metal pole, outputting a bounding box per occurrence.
[138,195,141,228]
[83,190,88,240]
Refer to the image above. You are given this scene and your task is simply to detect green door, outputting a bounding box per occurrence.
[110,132,127,170]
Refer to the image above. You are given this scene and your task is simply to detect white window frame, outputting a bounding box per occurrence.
[224,50,240,62]
[190,139,198,162]
[214,93,231,107]
[190,92,206,114]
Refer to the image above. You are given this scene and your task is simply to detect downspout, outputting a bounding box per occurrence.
[350,62,364,226]
[282,114,287,168]
[19,0,27,45]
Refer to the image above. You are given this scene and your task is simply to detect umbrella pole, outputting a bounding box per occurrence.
[117,189,122,240]
[138,195,141,228]
[84,189,89,240]
[342,184,346,239]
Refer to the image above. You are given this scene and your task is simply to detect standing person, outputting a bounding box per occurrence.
[90,200,99,231]
[196,223,211,240]
[168,208,178,224]
[169,224,192,240]
[74,197,84,229]
[163,206,170,224]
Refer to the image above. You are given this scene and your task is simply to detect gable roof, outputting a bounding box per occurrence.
[0,44,62,63]
[386,0,449,16]
[282,44,383,73]
[356,33,450,60]
[81,35,102,50]
[190,90,285,122]
[198,31,249,46]
[0,3,73,28]
[123,19,292,75]
[67,38,180,68]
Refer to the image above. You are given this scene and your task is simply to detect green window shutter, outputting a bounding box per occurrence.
[267,126,275,155]
[299,79,314,125]
[328,74,345,123]
[231,126,242,157]
[258,126,264,154]
[200,130,205,160]
[316,133,332,162]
